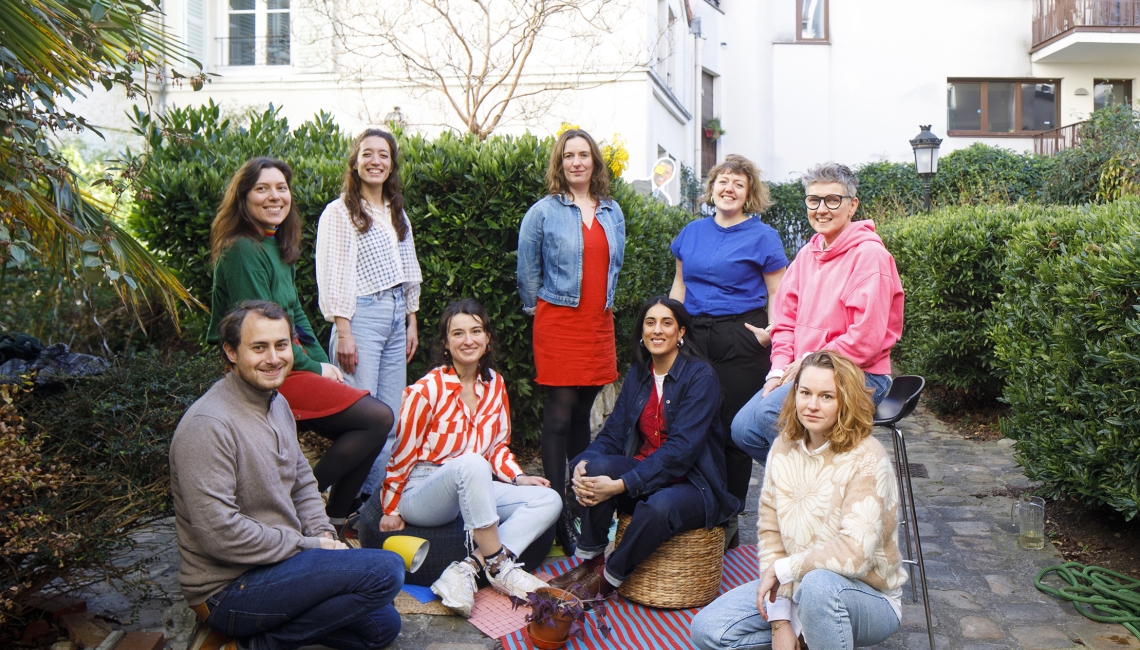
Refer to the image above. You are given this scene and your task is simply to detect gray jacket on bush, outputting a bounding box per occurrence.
[169,371,335,605]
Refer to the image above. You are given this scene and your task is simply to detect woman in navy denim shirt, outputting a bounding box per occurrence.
[546,295,739,599]
[517,128,626,554]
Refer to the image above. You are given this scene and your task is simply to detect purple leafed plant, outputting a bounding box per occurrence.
[510,589,611,640]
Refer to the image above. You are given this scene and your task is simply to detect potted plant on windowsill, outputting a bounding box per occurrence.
[703,117,726,140]
[511,586,610,649]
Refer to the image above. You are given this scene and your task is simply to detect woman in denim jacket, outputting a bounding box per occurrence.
[546,295,739,599]
[516,128,625,554]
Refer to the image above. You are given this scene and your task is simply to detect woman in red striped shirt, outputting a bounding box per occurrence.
[361,298,561,617]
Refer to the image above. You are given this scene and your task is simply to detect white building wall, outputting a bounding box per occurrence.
[60,0,1140,183]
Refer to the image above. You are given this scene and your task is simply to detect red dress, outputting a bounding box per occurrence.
[279,370,368,420]
[532,218,618,386]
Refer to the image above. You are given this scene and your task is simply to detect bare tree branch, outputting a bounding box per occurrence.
[304,0,643,137]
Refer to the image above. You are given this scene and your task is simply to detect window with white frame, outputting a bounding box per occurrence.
[225,0,290,66]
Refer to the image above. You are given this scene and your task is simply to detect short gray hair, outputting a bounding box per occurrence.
[801,162,859,197]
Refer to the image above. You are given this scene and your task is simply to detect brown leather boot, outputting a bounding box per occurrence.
[548,555,603,592]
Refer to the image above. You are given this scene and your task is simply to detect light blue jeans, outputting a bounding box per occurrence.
[690,570,899,650]
[731,372,892,464]
[329,286,407,496]
[399,455,562,557]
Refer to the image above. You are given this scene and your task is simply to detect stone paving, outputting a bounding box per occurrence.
[35,403,1140,650]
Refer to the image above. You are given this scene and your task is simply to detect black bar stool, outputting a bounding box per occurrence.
[874,375,934,650]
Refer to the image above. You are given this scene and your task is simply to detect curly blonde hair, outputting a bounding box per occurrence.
[776,351,875,453]
[702,154,772,214]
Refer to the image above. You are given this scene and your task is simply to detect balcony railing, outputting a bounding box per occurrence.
[1032,0,1140,48]
[216,36,290,67]
[1034,121,1086,156]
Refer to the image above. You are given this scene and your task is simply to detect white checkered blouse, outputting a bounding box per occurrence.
[315,197,422,321]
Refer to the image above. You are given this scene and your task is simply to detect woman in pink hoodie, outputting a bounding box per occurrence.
[730,162,905,465]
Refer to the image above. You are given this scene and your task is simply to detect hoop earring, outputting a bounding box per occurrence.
[678,338,684,348]
[639,339,646,347]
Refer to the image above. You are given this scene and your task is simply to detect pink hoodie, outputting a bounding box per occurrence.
[769,220,905,376]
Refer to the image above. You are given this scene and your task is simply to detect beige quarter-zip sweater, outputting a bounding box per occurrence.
[169,371,335,605]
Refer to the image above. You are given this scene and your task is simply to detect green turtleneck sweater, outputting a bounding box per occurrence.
[207,235,327,375]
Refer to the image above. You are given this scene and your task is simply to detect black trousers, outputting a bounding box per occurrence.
[576,455,706,581]
[686,307,771,507]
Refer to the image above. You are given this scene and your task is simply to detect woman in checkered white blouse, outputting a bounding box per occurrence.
[316,129,424,498]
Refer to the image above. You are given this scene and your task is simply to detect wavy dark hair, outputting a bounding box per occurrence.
[631,295,694,370]
[341,128,408,240]
[545,128,612,202]
[430,298,498,382]
[210,157,302,264]
[776,350,875,454]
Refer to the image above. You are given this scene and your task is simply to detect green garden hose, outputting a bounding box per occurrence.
[1035,562,1140,641]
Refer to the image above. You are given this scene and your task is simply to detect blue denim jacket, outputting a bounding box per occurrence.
[572,354,741,528]
[516,194,626,314]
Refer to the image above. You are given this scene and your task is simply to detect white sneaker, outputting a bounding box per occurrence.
[486,555,549,600]
[431,560,479,617]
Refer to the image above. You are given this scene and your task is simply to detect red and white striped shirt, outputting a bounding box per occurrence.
[380,366,523,515]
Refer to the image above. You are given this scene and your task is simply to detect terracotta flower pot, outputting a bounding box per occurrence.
[524,587,580,649]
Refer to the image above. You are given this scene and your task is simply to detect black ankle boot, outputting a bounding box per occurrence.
[554,500,579,556]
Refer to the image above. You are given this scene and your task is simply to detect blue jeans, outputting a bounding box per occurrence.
[204,548,404,650]
[330,286,407,496]
[399,454,562,557]
[576,455,707,582]
[690,570,899,650]
[731,373,892,464]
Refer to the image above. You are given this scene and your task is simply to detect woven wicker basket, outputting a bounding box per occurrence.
[613,513,725,609]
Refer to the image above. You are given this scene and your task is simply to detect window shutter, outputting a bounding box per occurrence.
[186,0,207,67]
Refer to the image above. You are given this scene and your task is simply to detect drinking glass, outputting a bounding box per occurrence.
[1011,495,1045,550]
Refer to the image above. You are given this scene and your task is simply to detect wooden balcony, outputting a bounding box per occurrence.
[1033,121,1085,156]
[1032,0,1140,50]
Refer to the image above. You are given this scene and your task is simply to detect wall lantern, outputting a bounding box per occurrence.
[909,125,943,212]
[384,106,407,129]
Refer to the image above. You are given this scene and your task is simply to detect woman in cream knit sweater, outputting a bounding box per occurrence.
[691,350,907,650]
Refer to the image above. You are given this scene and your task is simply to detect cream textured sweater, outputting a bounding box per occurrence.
[758,434,908,631]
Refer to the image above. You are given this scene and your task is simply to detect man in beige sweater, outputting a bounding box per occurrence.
[172,301,403,650]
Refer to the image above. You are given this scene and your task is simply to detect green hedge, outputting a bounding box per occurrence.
[879,205,1039,400]
[1043,104,1140,205]
[990,199,1140,519]
[131,103,694,440]
[763,144,1053,233]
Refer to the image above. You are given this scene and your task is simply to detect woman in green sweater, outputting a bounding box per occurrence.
[208,157,393,533]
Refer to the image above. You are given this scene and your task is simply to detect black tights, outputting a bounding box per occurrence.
[300,395,393,519]
[540,385,602,499]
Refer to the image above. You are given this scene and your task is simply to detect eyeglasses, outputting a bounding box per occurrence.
[804,194,853,210]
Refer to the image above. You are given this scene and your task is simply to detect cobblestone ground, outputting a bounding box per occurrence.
[37,404,1140,650]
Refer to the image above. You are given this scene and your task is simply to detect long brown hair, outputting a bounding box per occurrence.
[777,351,875,454]
[210,157,302,265]
[545,129,611,202]
[341,129,408,240]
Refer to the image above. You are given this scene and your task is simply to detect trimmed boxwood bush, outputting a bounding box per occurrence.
[1043,104,1140,205]
[878,204,1041,400]
[989,199,1140,520]
[762,144,1053,235]
[130,103,695,440]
